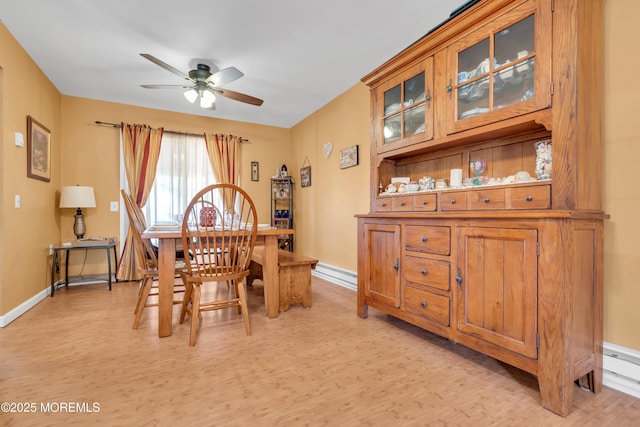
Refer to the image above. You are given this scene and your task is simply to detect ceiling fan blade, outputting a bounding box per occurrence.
[206,66,244,86]
[140,53,193,82]
[214,87,264,106]
[140,84,191,89]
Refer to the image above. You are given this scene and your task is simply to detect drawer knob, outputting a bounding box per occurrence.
[525,195,533,201]
[450,199,456,204]
[400,202,405,206]
[484,197,490,203]
[422,201,428,205]
[381,203,386,207]
[421,236,427,242]
[421,301,427,308]
[421,269,427,276]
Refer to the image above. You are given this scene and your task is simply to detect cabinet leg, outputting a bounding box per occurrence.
[538,376,573,417]
[358,302,368,319]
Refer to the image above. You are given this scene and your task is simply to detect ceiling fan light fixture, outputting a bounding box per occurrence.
[200,89,216,108]
[184,88,198,103]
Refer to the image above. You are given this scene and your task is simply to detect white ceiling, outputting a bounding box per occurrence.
[1,0,467,128]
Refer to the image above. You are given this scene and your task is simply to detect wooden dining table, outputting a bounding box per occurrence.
[142,226,294,337]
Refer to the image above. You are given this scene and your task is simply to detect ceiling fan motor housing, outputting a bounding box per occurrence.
[189,64,212,81]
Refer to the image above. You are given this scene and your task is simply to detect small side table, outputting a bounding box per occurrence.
[50,241,118,297]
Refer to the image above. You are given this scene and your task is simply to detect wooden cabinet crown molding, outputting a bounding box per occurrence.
[361,0,527,88]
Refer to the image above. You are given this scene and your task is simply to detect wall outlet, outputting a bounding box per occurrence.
[110,201,119,212]
[15,194,20,208]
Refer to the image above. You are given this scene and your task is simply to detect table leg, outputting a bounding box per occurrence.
[112,245,119,282]
[106,247,112,291]
[157,238,177,337]
[64,250,70,288]
[263,235,280,319]
[50,250,58,297]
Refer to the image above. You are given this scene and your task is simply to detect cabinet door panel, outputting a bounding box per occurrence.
[376,58,434,153]
[445,0,551,134]
[363,223,401,307]
[457,226,538,358]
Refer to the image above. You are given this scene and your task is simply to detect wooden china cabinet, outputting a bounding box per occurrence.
[356,0,606,416]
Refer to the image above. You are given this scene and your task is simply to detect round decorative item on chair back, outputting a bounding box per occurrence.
[199,206,216,227]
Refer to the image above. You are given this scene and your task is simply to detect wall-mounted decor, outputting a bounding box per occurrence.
[251,161,259,181]
[300,156,312,188]
[27,116,51,182]
[322,141,333,159]
[339,145,359,169]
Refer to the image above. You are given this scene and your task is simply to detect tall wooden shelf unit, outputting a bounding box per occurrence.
[356,0,606,416]
[271,177,294,251]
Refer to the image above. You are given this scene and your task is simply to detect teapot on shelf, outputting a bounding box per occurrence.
[419,176,434,190]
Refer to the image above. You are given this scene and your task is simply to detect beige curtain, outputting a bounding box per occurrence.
[204,133,242,210]
[117,123,163,281]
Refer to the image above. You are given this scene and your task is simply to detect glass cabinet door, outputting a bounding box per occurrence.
[377,58,433,152]
[446,0,551,134]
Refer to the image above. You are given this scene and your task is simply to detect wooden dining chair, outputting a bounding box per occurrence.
[179,184,258,346]
[120,190,186,329]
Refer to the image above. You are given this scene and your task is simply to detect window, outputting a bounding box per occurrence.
[142,132,216,224]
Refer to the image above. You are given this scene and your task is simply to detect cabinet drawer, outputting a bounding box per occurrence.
[412,194,437,211]
[405,226,450,255]
[440,191,467,211]
[507,185,551,209]
[376,197,392,212]
[467,188,505,210]
[404,256,450,291]
[391,195,413,211]
[404,286,450,326]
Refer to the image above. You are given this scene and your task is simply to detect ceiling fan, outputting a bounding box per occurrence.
[139,53,263,109]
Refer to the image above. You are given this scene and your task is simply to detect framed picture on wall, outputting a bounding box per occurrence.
[300,166,311,187]
[251,161,259,181]
[27,116,51,182]
[339,145,359,169]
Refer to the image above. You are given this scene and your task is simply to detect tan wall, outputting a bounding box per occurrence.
[290,84,370,269]
[0,25,62,314]
[1,0,640,352]
[602,0,640,349]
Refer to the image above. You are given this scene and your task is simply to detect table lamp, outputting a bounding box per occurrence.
[60,185,96,239]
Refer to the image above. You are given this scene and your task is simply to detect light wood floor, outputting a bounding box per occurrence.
[1,277,638,426]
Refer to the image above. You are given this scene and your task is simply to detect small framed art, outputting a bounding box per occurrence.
[27,116,51,182]
[300,166,311,187]
[339,145,359,169]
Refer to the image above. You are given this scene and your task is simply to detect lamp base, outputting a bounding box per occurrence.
[74,208,86,239]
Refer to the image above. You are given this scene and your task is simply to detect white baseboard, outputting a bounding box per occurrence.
[0,287,49,327]
[0,279,115,328]
[312,262,357,291]
[603,341,640,399]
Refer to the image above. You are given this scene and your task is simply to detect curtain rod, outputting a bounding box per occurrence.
[94,121,249,142]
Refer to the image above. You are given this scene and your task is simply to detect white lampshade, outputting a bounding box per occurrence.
[60,185,96,209]
[200,89,216,108]
[184,88,198,103]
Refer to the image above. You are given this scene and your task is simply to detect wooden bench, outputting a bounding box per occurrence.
[247,247,318,312]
